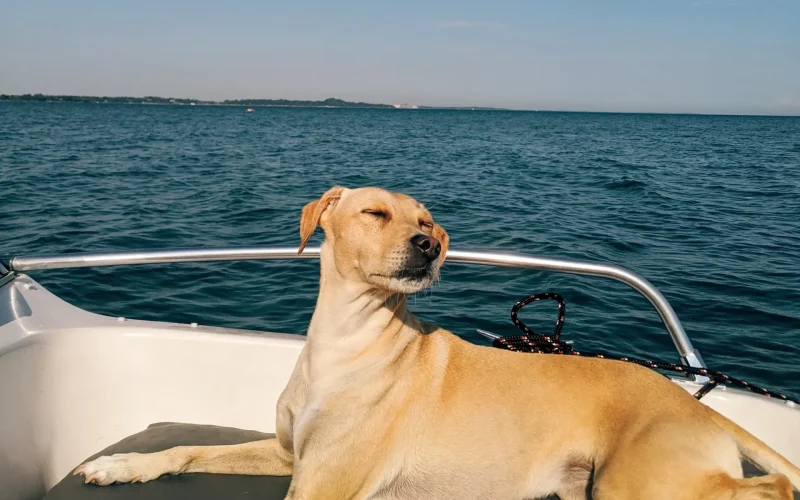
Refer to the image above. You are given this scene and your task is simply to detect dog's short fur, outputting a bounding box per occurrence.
[76,186,799,499]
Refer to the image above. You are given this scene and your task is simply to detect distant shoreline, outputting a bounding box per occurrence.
[0,94,506,111]
[2,94,798,117]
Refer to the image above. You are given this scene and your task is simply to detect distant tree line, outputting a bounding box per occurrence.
[0,94,508,110]
[0,94,393,108]
[0,94,203,104]
[223,97,392,108]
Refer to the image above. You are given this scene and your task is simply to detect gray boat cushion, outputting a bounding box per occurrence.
[43,422,291,500]
[43,422,795,499]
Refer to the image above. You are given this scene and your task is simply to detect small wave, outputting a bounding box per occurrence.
[605,178,646,190]
[605,238,646,253]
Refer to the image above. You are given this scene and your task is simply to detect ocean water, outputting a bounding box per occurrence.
[1,102,799,399]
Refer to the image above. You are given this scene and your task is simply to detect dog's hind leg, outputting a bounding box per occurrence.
[74,437,293,486]
[726,474,793,500]
[591,418,795,500]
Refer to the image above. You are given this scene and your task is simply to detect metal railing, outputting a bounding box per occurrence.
[6,246,705,370]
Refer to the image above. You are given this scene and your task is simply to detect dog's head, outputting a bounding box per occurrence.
[298,186,449,294]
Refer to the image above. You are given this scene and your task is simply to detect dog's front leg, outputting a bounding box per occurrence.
[75,347,311,486]
[74,437,294,485]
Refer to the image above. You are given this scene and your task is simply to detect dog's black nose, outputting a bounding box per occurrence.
[410,234,441,262]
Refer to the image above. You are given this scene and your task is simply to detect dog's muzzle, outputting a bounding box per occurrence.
[395,234,441,280]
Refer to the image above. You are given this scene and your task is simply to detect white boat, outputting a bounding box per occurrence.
[1,247,798,499]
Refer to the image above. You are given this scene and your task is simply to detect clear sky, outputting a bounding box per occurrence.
[2,0,799,115]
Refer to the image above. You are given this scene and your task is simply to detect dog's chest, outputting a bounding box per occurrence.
[291,395,548,499]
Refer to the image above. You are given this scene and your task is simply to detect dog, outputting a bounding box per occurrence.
[76,186,799,499]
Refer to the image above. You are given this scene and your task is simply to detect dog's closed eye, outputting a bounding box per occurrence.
[362,209,389,220]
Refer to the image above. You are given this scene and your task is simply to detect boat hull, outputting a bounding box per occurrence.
[1,275,798,499]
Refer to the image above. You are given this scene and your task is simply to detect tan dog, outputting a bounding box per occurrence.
[76,186,799,499]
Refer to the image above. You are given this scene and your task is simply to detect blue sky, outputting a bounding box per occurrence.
[1,0,799,114]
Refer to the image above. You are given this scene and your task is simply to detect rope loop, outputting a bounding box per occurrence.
[492,293,799,405]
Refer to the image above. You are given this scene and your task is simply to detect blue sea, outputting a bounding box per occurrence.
[1,102,798,399]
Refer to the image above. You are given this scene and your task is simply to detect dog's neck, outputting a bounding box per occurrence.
[304,243,420,381]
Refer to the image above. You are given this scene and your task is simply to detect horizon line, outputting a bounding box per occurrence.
[2,93,799,118]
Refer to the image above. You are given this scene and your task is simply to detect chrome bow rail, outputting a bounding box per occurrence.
[4,247,705,370]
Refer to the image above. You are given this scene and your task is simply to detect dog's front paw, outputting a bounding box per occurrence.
[73,453,164,486]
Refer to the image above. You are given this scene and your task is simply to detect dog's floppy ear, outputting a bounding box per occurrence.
[432,223,449,265]
[298,186,345,254]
